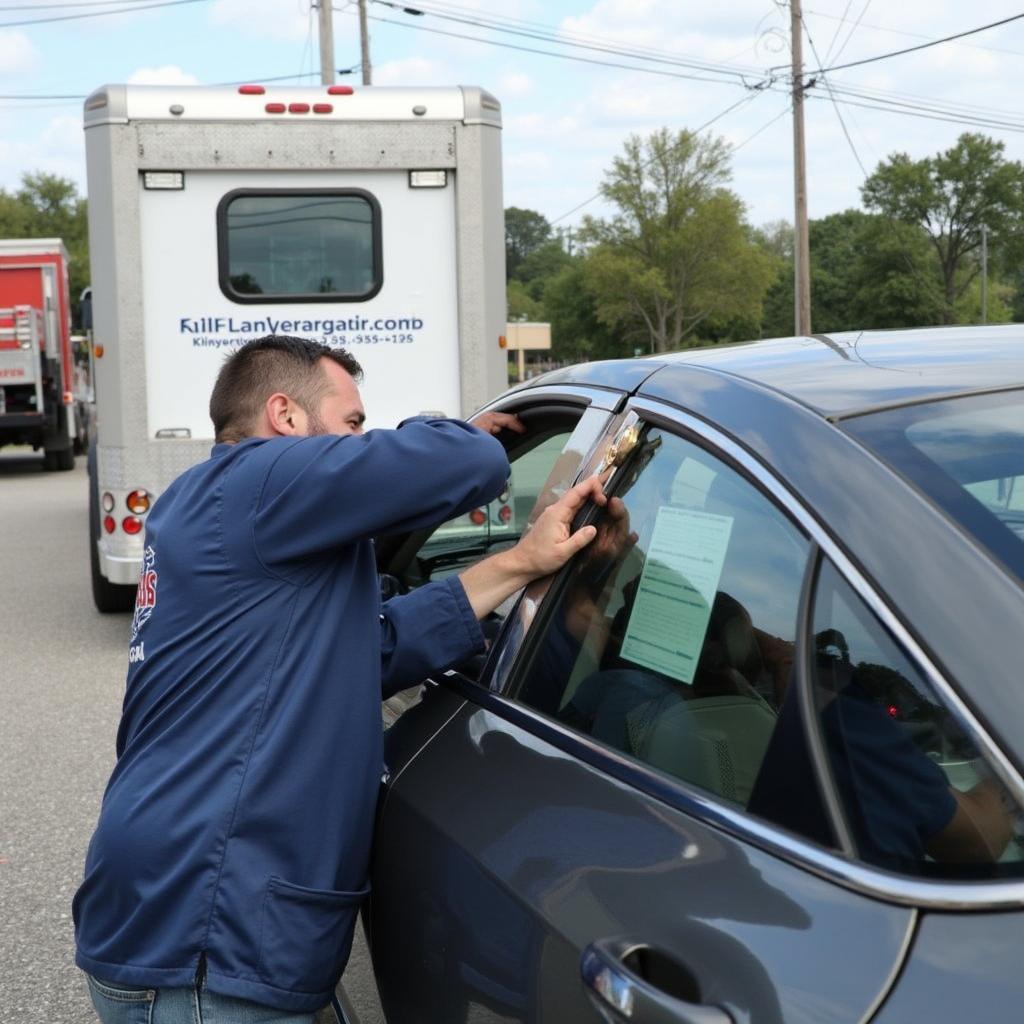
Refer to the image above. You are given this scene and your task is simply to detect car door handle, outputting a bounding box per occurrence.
[581,938,733,1024]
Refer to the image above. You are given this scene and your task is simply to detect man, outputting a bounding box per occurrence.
[74,335,605,1023]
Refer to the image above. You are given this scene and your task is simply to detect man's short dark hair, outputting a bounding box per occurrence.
[209,335,363,443]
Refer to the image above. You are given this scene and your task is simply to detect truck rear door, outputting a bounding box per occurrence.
[138,168,460,439]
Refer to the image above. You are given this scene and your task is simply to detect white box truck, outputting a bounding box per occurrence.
[83,83,508,611]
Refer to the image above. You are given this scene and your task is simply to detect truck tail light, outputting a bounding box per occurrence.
[102,492,115,513]
[103,515,116,534]
[126,489,151,514]
[122,516,143,535]
[469,508,487,526]
[498,505,512,524]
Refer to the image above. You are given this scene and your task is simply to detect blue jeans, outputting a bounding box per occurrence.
[85,974,317,1024]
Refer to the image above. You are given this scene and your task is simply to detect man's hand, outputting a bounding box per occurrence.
[470,410,527,436]
[457,475,607,620]
[508,474,607,577]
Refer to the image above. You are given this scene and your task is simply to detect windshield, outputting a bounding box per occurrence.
[845,389,1024,583]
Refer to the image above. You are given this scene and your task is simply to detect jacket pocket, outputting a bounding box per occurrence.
[258,875,369,994]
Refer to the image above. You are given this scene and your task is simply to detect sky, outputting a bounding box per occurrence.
[2,0,1024,233]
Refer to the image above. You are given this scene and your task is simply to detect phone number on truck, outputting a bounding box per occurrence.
[322,334,416,345]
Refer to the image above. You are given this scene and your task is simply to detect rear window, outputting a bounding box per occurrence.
[217,189,381,303]
[845,390,1024,582]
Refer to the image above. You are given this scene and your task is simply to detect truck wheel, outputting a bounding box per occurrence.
[88,443,137,613]
[56,447,75,471]
[43,449,59,471]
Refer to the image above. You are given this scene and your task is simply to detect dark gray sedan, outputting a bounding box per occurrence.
[363,327,1024,1024]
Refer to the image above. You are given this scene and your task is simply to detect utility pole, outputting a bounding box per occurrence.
[981,224,989,324]
[791,0,812,336]
[317,0,335,86]
[358,0,372,85]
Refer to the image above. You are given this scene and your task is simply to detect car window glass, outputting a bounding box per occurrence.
[809,558,1024,878]
[844,390,1024,583]
[411,429,576,588]
[513,427,833,842]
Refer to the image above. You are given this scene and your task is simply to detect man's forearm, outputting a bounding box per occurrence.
[458,548,536,620]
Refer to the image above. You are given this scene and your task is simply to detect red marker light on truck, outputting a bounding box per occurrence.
[327,85,354,95]
[122,516,143,535]
[103,515,116,534]
[499,505,512,524]
[265,103,286,114]
[288,103,310,114]
[313,104,333,114]
[469,509,487,526]
[238,85,265,95]
[126,490,151,515]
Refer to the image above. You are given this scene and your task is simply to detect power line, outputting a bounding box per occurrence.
[802,19,867,174]
[550,91,766,226]
[360,7,776,89]
[0,0,209,28]
[369,0,766,85]
[821,0,856,66]
[809,11,1024,75]
[827,0,872,67]
[0,0,177,9]
[376,0,767,77]
[806,6,1024,61]
[731,102,791,152]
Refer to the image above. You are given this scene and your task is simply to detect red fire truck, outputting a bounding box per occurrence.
[0,239,79,469]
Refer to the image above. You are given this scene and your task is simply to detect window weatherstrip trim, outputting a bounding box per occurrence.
[796,545,857,859]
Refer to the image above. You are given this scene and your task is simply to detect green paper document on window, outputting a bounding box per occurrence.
[620,507,734,684]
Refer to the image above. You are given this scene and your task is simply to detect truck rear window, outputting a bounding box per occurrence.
[217,189,381,303]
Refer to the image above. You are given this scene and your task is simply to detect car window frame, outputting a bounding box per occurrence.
[434,395,1024,910]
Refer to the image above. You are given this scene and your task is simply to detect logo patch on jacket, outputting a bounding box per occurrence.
[130,545,158,654]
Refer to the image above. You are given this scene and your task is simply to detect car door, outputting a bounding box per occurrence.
[369,400,920,1024]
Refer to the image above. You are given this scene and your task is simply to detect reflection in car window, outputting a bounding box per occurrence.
[844,390,1024,583]
[807,559,1024,878]
[414,430,575,585]
[513,427,834,843]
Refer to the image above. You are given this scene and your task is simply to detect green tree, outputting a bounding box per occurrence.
[848,217,945,328]
[515,239,573,300]
[0,172,90,323]
[507,279,544,322]
[542,261,622,362]
[504,207,551,281]
[578,128,774,352]
[861,133,1024,323]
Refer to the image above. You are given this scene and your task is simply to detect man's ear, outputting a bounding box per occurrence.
[266,392,302,436]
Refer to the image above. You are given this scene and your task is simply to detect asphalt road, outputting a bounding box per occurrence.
[0,452,384,1024]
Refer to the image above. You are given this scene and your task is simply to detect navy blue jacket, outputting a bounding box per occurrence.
[74,418,508,1011]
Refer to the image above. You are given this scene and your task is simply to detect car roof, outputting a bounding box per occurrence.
[529,325,1024,418]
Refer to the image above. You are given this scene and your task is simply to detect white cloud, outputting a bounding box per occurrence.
[0,113,85,192]
[210,0,310,40]
[498,72,534,98]
[0,30,38,77]
[127,65,200,86]
[372,57,446,86]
